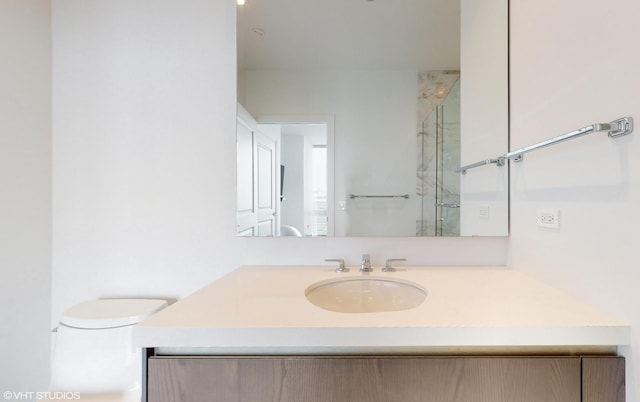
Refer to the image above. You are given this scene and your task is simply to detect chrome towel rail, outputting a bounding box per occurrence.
[437,202,460,208]
[456,158,505,175]
[349,194,410,199]
[504,117,633,162]
[456,116,633,174]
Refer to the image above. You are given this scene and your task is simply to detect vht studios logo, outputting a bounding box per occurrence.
[3,391,81,400]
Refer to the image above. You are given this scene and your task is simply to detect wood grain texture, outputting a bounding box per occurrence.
[147,356,582,402]
[582,357,625,402]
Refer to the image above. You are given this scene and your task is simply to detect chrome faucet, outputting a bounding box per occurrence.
[382,258,406,272]
[360,254,373,273]
[325,259,348,273]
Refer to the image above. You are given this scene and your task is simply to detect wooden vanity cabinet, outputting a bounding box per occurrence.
[146,355,624,402]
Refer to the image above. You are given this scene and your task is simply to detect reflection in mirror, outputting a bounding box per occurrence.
[418,74,461,236]
[279,124,328,237]
[236,0,508,237]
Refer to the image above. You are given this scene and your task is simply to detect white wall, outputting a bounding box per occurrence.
[52,0,239,322]
[0,0,51,391]
[509,0,640,399]
[459,0,509,236]
[51,0,506,329]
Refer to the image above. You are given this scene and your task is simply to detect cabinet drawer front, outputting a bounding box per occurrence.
[582,357,625,402]
[148,356,581,402]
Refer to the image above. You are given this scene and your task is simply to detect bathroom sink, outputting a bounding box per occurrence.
[305,277,427,313]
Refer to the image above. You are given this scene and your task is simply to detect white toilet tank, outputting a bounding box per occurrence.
[50,299,168,394]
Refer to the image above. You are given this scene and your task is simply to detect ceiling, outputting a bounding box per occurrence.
[237,0,460,72]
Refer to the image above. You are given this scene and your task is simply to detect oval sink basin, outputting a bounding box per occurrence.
[305,277,427,313]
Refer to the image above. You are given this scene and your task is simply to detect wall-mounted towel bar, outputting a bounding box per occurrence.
[349,194,410,199]
[437,202,460,208]
[457,116,633,174]
[504,117,633,162]
[456,158,505,174]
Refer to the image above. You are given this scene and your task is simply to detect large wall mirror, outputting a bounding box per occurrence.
[236,0,508,237]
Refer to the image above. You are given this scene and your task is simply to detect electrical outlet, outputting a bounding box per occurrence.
[537,208,560,229]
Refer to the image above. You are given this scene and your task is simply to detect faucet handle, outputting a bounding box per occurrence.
[383,258,406,272]
[325,259,349,273]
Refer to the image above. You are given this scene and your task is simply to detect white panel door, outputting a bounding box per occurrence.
[255,132,277,236]
[236,118,256,235]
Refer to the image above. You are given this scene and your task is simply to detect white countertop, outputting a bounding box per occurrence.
[134,266,629,355]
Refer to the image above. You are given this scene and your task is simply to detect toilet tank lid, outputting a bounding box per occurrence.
[60,299,169,329]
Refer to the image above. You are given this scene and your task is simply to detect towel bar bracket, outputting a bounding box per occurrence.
[608,117,633,138]
[457,158,505,174]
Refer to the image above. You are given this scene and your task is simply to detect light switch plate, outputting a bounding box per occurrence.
[478,205,490,220]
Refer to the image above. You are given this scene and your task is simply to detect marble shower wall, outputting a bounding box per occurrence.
[416,71,461,236]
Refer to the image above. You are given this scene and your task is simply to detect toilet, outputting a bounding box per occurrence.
[45,299,168,401]
[280,225,302,237]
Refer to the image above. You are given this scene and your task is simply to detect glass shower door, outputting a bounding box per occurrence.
[417,80,460,236]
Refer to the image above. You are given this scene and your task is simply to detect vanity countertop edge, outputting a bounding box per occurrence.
[133,265,630,355]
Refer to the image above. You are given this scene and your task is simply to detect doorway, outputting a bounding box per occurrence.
[258,117,334,237]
